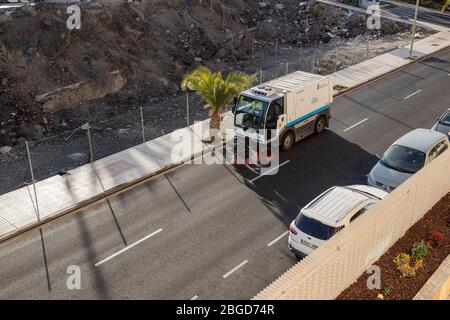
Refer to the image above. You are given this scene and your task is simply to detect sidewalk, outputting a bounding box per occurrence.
[330,30,450,94]
[0,30,449,242]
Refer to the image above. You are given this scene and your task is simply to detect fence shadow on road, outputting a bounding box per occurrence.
[236,130,380,227]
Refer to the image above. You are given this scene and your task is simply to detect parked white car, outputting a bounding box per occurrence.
[288,185,387,259]
[432,108,450,137]
[368,129,449,192]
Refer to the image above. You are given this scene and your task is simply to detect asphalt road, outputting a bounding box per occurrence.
[381,1,450,28]
[1,48,450,300]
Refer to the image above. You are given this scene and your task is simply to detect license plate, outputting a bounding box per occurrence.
[301,239,317,249]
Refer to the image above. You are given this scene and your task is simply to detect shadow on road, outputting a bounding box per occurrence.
[234,130,379,227]
[75,213,111,299]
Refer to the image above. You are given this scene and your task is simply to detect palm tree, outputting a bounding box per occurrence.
[443,0,450,12]
[181,67,256,141]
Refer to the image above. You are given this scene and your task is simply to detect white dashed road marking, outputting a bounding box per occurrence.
[95,228,163,267]
[403,89,422,100]
[267,231,289,247]
[223,260,248,279]
[343,118,368,132]
[249,161,290,183]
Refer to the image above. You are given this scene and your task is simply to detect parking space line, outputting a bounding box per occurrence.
[223,260,248,279]
[343,118,368,132]
[403,89,422,100]
[267,231,289,247]
[190,295,199,300]
[248,160,290,183]
[95,228,163,267]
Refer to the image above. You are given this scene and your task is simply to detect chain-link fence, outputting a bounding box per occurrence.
[0,0,416,196]
[0,92,209,195]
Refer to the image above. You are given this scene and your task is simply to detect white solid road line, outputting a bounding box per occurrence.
[403,89,422,100]
[95,228,163,267]
[343,118,368,132]
[223,260,248,279]
[249,160,290,183]
[267,231,289,247]
[190,295,199,300]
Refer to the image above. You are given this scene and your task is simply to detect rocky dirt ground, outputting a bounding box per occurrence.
[0,0,432,194]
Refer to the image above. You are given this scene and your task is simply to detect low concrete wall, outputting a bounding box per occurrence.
[255,150,450,300]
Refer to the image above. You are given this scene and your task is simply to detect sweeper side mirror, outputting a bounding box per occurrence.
[232,96,238,114]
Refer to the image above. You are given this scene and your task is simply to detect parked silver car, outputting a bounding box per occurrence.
[368,129,449,192]
[432,108,450,137]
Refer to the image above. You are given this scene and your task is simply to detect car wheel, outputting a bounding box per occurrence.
[281,131,295,152]
[314,116,327,134]
[294,254,304,261]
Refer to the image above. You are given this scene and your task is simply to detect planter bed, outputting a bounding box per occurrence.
[337,193,450,300]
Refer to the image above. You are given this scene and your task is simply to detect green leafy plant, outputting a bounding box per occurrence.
[181,67,256,141]
[443,0,450,13]
[382,285,391,296]
[411,240,432,261]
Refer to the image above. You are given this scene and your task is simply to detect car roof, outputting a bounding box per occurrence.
[301,186,372,226]
[394,129,447,153]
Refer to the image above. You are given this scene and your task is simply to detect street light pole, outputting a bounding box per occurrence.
[409,0,420,59]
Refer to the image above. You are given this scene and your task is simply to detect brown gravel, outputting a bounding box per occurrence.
[337,193,450,300]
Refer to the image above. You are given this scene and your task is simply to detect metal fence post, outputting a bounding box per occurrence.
[286,62,289,75]
[140,106,145,143]
[260,69,263,84]
[312,51,316,73]
[334,50,337,73]
[82,123,94,163]
[25,141,40,222]
[222,4,225,29]
[275,39,278,62]
[366,36,370,60]
[252,37,255,57]
[186,92,190,127]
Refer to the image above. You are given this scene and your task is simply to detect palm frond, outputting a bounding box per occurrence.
[443,0,450,12]
[181,67,256,114]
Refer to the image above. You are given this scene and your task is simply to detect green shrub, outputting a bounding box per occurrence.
[411,240,432,261]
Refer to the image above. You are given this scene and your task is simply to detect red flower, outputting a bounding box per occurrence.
[428,231,445,247]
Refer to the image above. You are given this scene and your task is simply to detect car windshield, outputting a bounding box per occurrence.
[295,214,337,240]
[381,144,426,174]
[439,112,450,126]
[234,95,268,130]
